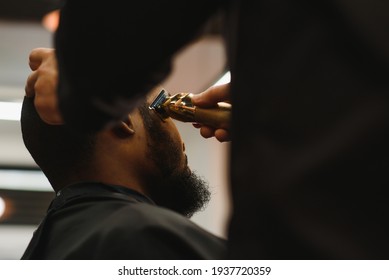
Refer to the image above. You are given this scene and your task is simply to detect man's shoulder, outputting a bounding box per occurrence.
[87,197,224,240]
[97,201,227,259]
[50,192,227,259]
[95,198,197,229]
[70,195,197,230]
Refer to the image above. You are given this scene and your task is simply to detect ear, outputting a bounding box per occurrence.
[111,115,135,138]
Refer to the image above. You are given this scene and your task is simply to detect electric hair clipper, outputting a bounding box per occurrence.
[149,89,231,129]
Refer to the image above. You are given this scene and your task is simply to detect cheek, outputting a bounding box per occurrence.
[165,120,183,146]
[163,120,186,165]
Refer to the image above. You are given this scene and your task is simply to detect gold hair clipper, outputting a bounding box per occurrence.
[149,89,231,129]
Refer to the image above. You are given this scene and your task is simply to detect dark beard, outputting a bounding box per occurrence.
[139,103,211,217]
[147,170,211,218]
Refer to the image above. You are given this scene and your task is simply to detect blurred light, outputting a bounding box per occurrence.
[0,196,5,219]
[213,71,230,86]
[42,9,60,32]
[0,170,51,192]
[0,101,22,121]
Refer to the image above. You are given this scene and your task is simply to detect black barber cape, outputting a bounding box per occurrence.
[21,182,227,259]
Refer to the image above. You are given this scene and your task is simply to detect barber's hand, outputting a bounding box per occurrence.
[25,48,64,125]
[191,83,231,142]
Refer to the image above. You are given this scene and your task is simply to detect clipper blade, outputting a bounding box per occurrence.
[149,89,230,128]
[149,89,170,119]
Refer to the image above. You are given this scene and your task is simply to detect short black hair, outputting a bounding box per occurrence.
[20,97,97,189]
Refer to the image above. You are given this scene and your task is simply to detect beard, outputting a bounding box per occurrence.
[146,168,211,218]
[139,104,211,218]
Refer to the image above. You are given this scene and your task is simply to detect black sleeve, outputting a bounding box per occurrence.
[54,0,225,131]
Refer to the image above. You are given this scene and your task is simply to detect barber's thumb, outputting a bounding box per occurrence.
[191,92,209,106]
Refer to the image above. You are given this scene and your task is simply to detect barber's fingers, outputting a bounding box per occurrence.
[191,83,231,107]
[196,125,215,139]
[193,124,230,142]
[25,71,38,97]
[30,74,63,125]
[32,78,64,125]
[34,96,64,125]
[25,71,64,124]
[214,129,230,142]
[28,48,54,70]
[201,126,230,142]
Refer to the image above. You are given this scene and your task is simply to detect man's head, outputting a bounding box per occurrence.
[21,87,210,217]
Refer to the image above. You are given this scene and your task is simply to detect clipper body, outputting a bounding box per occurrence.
[149,89,231,129]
